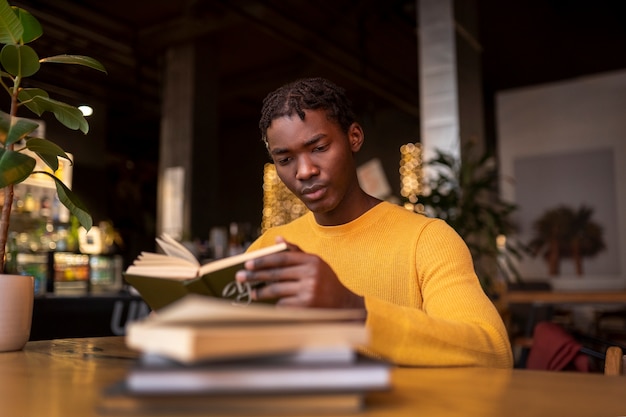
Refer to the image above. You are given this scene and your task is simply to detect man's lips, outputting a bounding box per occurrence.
[300,184,326,200]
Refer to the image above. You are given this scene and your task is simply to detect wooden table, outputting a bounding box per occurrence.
[506,290,626,305]
[0,337,625,417]
[506,290,626,335]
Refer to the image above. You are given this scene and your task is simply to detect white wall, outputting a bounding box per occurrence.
[497,70,626,282]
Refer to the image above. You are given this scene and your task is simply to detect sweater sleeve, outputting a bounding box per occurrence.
[364,221,513,368]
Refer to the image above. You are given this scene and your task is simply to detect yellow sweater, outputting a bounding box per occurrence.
[247,202,513,368]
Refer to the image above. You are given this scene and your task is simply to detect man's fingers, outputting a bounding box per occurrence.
[248,250,307,270]
[255,280,301,300]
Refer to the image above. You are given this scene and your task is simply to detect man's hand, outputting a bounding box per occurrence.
[235,237,364,309]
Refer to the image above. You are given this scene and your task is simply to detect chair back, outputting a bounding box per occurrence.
[604,346,626,376]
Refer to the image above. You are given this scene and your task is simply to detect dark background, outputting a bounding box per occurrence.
[7,0,626,265]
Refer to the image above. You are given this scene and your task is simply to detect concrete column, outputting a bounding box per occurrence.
[157,39,219,241]
[417,0,484,174]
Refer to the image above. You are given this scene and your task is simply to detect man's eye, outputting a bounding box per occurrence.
[276,157,292,165]
[314,144,328,152]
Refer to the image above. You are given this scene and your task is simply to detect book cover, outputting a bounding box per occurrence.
[125,295,369,363]
[98,381,365,415]
[124,353,391,395]
[123,234,288,311]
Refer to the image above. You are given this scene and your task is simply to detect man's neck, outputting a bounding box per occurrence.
[314,191,381,226]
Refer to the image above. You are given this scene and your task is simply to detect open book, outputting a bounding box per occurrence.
[124,234,288,311]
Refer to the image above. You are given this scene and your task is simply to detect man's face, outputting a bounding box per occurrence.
[266,109,363,224]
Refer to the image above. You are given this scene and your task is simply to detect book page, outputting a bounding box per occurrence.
[124,265,198,279]
[136,252,196,267]
[125,251,199,279]
[156,234,200,266]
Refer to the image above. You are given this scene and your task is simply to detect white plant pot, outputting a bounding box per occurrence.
[0,274,34,352]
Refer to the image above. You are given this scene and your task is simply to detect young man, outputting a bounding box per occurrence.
[236,77,513,368]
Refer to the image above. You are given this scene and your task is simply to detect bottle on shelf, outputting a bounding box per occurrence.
[228,222,244,256]
[23,187,35,214]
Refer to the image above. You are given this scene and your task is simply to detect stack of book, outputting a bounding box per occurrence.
[99,295,391,415]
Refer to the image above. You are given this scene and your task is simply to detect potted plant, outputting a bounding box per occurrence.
[528,204,605,276]
[411,142,522,296]
[0,0,105,351]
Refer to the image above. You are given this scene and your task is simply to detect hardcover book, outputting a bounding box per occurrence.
[111,296,384,415]
[125,295,368,363]
[125,353,391,395]
[99,381,367,415]
[123,234,288,310]
[99,348,390,414]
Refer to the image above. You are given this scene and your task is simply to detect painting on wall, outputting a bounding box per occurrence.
[513,148,619,279]
[496,70,626,289]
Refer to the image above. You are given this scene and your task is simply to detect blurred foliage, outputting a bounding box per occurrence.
[413,142,523,294]
[528,204,605,276]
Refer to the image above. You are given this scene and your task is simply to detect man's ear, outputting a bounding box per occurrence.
[348,123,365,152]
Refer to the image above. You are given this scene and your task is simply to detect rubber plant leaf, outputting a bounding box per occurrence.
[0,147,35,187]
[25,137,72,172]
[40,54,107,74]
[0,111,39,146]
[24,95,88,133]
[0,43,40,76]
[45,171,92,230]
[17,88,49,115]
[12,6,41,43]
[0,0,22,44]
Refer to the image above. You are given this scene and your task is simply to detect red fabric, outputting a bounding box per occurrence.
[526,322,589,372]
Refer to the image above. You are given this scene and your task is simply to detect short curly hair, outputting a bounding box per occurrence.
[259,77,357,146]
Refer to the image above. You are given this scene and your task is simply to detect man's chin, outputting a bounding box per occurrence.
[302,199,328,214]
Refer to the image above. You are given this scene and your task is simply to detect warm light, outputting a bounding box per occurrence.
[496,234,507,251]
[78,105,93,116]
[399,142,423,213]
[261,164,308,232]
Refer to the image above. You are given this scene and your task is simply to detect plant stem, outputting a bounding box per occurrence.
[0,83,20,272]
[0,185,13,271]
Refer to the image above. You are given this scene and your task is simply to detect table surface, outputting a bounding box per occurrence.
[1,336,625,417]
[506,290,626,304]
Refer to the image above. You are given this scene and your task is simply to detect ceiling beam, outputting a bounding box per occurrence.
[137,14,243,55]
[216,1,420,117]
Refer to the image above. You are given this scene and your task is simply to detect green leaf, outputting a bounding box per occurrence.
[24,95,88,133]
[0,111,39,146]
[18,87,49,115]
[47,173,92,231]
[0,0,22,45]
[0,43,40,77]
[40,54,107,74]
[25,137,72,171]
[0,147,35,187]
[13,7,41,43]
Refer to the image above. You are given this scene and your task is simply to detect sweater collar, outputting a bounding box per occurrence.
[306,201,389,237]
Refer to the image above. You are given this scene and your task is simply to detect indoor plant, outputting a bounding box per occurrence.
[0,0,105,351]
[0,0,106,272]
[527,204,605,277]
[413,142,522,296]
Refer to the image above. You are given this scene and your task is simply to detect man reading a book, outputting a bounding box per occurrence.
[236,77,513,368]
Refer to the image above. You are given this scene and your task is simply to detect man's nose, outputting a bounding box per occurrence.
[295,155,319,180]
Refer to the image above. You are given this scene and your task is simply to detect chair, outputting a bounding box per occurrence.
[526,321,590,371]
[604,346,626,376]
[524,321,617,372]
